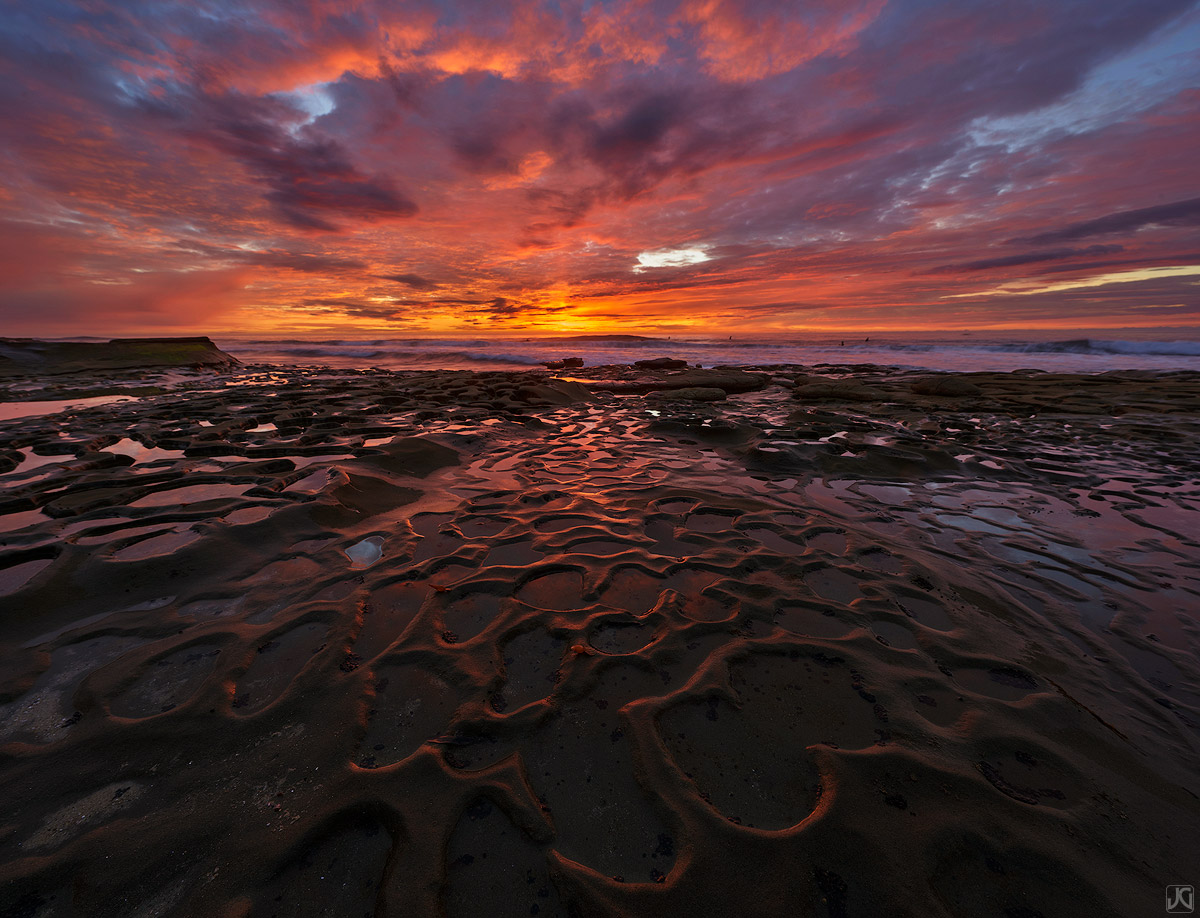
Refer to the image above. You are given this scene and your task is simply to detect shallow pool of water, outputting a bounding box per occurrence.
[0,395,135,421]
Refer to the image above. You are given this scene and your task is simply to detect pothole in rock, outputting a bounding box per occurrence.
[658,651,882,829]
[232,622,329,715]
[356,665,461,768]
[110,643,222,719]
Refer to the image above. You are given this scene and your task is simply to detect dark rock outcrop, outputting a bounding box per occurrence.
[911,376,983,397]
[0,337,240,376]
[634,357,689,370]
[587,368,768,395]
[650,387,728,402]
[793,381,886,402]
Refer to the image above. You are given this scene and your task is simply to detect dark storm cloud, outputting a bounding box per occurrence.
[366,296,541,317]
[550,83,765,204]
[929,245,1125,273]
[188,97,418,231]
[380,273,440,289]
[485,296,518,315]
[1035,251,1200,274]
[588,92,682,162]
[1011,197,1200,245]
[301,297,415,321]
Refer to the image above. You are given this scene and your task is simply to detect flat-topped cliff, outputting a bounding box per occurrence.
[0,337,240,376]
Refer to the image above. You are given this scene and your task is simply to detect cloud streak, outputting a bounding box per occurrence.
[1010,196,1200,246]
[929,245,1125,273]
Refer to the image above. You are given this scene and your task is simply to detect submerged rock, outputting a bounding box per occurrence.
[911,376,983,397]
[588,368,768,395]
[355,436,460,478]
[634,357,689,370]
[651,387,728,402]
[513,379,593,406]
[794,381,886,402]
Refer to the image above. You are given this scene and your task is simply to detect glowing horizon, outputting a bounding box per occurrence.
[2,0,1199,337]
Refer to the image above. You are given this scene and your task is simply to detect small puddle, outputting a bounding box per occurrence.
[590,621,656,654]
[0,508,50,532]
[0,558,55,594]
[345,537,384,569]
[284,468,333,494]
[955,666,1040,701]
[4,448,72,476]
[685,510,741,533]
[223,506,274,525]
[872,620,919,650]
[112,529,202,561]
[776,605,854,638]
[130,484,251,508]
[440,591,505,642]
[858,484,911,504]
[803,566,862,604]
[807,531,847,554]
[482,542,544,567]
[935,513,1010,535]
[518,570,585,611]
[101,439,186,464]
[0,395,135,421]
[745,528,805,555]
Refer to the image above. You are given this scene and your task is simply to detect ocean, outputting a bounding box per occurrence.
[214,329,1200,375]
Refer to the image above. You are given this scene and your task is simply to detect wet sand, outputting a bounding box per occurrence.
[1,361,1198,916]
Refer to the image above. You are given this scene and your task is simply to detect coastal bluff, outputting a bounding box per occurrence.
[0,336,240,376]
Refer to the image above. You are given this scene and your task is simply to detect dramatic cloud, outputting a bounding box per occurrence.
[1,0,1198,334]
[380,273,440,289]
[929,246,1125,273]
[156,87,421,231]
[1011,197,1200,246]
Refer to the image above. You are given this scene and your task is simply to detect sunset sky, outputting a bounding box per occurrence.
[2,0,1199,337]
